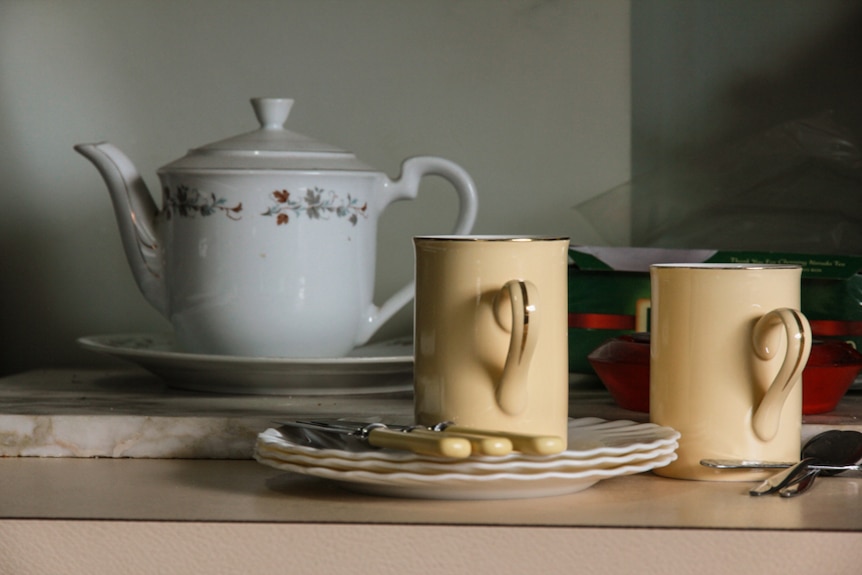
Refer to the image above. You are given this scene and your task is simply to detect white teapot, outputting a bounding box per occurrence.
[76,98,478,358]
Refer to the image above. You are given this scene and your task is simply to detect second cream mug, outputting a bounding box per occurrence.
[413,236,570,446]
[649,263,812,481]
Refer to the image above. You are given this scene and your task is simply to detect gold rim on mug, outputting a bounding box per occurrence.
[413,235,570,242]
[651,263,802,270]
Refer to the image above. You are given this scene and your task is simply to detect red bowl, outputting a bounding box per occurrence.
[587,334,862,415]
[803,340,862,414]
[587,334,651,412]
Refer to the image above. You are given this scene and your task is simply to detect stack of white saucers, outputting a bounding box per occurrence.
[255,417,679,500]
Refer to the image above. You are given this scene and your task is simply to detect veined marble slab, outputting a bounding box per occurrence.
[0,368,414,459]
[0,368,859,459]
[0,414,263,458]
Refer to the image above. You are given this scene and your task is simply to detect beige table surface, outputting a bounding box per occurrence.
[1,369,861,574]
[2,458,861,574]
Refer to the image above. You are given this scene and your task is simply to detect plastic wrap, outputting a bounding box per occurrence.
[575,111,862,254]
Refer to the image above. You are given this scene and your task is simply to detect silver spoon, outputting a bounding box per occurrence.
[702,460,862,472]
[751,430,862,497]
[778,467,820,498]
[749,458,814,496]
[779,430,862,497]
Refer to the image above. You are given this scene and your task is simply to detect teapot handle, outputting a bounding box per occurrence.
[355,156,479,345]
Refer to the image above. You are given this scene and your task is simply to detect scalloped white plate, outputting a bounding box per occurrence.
[254,417,680,499]
[257,439,678,475]
[256,451,677,500]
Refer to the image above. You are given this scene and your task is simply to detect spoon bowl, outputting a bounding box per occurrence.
[756,429,862,497]
[800,429,862,476]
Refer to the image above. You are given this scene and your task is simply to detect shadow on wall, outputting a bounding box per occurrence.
[1,230,53,373]
[724,5,862,144]
[0,222,171,376]
[630,0,862,249]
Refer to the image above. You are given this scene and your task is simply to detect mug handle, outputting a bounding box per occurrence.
[751,308,812,442]
[492,279,541,416]
[356,156,479,346]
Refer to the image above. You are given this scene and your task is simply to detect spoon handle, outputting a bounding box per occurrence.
[808,463,862,473]
[701,459,862,472]
[750,459,813,496]
[779,468,820,498]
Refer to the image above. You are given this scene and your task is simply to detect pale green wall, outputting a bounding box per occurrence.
[0,0,631,374]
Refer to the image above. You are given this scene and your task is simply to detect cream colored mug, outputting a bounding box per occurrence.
[649,263,812,481]
[412,236,570,446]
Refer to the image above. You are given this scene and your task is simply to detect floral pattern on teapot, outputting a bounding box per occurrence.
[163,185,243,220]
[261,187,368,226]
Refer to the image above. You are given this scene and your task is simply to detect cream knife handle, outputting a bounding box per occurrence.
[442,425,565,455]
[367,428,471,459]
[430,431,513,457]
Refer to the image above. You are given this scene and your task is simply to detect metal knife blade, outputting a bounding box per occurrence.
[312,419,514,456]
[276,420,471,459]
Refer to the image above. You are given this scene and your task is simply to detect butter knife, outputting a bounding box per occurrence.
[313,419,514,456]
[277,420,472,459]
[320,419,566,456]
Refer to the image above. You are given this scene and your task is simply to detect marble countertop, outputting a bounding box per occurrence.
[0,368,860,459]
[0,368,415,458]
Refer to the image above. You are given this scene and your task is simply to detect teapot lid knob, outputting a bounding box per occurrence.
[251,97,294,130]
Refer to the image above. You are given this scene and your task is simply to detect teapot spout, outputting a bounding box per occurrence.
[74,142,168,317]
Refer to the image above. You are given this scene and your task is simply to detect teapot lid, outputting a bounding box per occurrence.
[159,98,374,172]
